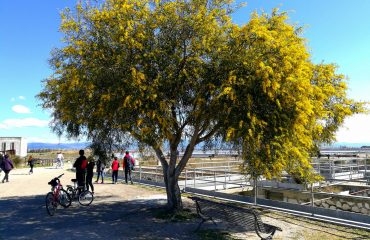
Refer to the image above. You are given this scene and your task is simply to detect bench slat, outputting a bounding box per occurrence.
[189,196,282,240]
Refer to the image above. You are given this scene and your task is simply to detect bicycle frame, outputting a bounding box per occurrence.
[46,173,71,216]
[51,180,62,203]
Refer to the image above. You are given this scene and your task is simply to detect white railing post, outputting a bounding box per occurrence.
[311,183,315,216]
[193,169,196,188]
[139,165,142,183]
[184,168,187,192]
[214,171,217,191]
[254,177,258,206]
[155,167,158,182]
[224,167,227,190]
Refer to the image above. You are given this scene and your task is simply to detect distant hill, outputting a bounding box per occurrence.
[323,142,370,149]
[27,141,370,151]
[28,142,90,150]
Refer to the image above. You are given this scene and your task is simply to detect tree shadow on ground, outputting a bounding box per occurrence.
[0,194,262,240]
[0,194,198,240]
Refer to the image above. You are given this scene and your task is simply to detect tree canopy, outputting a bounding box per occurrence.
[38,0,364,210]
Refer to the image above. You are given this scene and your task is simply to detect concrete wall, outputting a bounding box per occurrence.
[314,189,370,215]
[0,137,28,157]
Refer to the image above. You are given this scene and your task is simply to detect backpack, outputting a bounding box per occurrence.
[81,159,88,170]
[124,156,134,170]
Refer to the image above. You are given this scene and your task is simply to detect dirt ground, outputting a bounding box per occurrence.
[0,164,369,240]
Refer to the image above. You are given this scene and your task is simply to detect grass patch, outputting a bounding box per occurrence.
[153,208,197,222]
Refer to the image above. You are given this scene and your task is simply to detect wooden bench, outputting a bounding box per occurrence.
[189,196,282,240]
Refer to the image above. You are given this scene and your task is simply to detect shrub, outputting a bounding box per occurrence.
[10,155,24,168]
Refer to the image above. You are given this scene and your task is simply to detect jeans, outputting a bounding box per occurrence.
[112,170,118,183]
[2,170,10,182]
[76,171,86,189]
[86,175,94,192]
[124,169,132,183]
[96,171,104,183]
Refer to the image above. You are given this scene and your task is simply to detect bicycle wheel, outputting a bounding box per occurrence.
[59,189,72,208]
[78,190,94,206]
[45,192,57,216]
[66,186,75,200]
[56,161,61,169]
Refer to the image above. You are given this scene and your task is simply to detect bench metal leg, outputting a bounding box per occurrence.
[195,216,217,232]
[195,219,206,232]
[255,227,276,240]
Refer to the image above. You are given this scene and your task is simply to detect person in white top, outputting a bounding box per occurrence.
[56,152,64,168]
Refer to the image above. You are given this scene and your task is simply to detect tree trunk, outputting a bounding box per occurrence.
[154,147,183,211]
[154,128,199,211]
[164,146,183,211]
[165,172,182,211]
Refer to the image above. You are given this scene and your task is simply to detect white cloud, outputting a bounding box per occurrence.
[19,96,26,100]
[12,105,32,114]
[335,114,370,143]
[0,118,49,129]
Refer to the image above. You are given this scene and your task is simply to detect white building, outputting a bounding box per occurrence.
[0,137,28,157]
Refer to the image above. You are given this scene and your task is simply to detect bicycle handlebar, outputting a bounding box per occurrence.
[48,173,64,186]
[56,173,64,179]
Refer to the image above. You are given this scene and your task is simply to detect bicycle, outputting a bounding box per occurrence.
[45,173,72,216]
[54,159,63,169]
[66,179,94,206]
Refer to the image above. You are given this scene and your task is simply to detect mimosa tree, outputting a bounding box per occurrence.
[38,0,363,211]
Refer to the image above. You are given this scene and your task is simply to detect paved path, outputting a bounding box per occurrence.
[0,166,203,240]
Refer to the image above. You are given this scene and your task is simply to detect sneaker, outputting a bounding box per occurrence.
[101,182,104,184]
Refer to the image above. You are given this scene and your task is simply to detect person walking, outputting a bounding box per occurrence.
[1,154,14,183]
[27,155,35,174]
[123,151,134,184]
[0,153,4,176]
[73,149,88,191]
[56,152,64,168]
[86,156,95,193]
[95,158,105,184]
[111,157,119,184]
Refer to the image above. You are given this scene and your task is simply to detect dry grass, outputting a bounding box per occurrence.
[267,211,370,240]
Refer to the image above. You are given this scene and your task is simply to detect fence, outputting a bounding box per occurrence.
[311,157,369,180]
[131,165,370,228]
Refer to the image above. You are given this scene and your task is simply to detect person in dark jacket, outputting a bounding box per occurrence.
[95,158,105,184]
[1,154,14,183]
[73,149,88,190]
[28,155,35,174]
[0,153,4,175]
[86,156,95,193]
[123,151,134,184]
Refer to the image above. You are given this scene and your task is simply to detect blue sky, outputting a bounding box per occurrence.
[0,0,369,144]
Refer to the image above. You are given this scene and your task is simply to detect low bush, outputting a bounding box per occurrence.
[10,155,24,168]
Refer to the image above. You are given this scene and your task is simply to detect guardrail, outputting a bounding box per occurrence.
[130,166,370,229]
